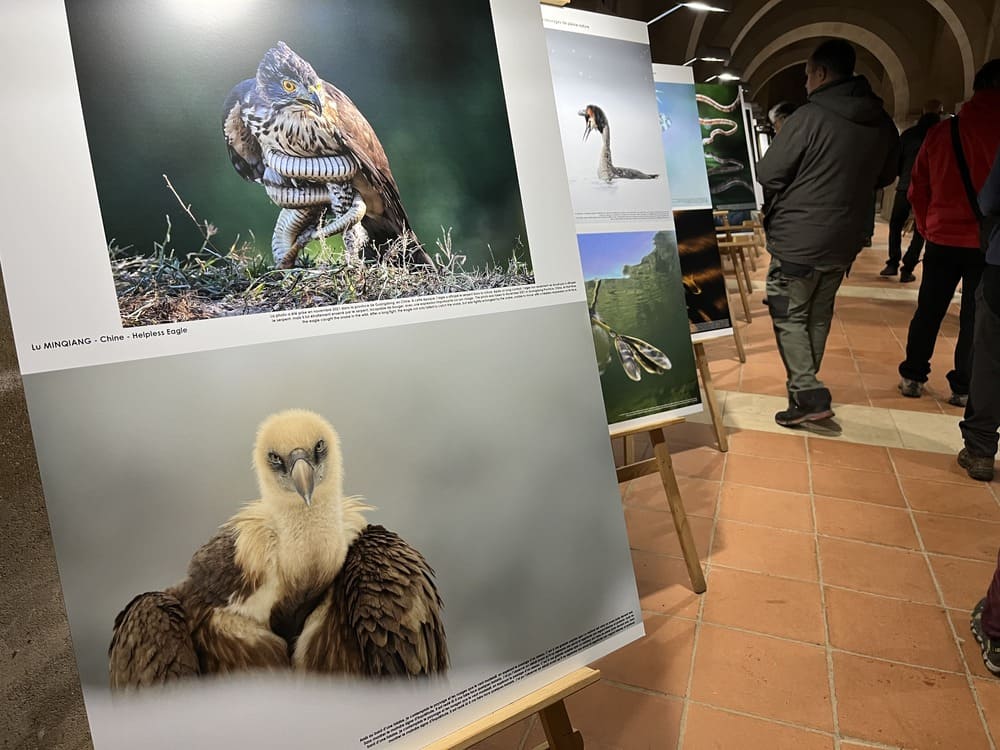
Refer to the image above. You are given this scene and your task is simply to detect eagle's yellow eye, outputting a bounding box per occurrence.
[281,79,297,93]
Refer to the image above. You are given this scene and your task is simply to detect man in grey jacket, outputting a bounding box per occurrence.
[757,39,900,426]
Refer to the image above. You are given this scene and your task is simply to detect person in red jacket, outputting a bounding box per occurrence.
[899,60,1000,405]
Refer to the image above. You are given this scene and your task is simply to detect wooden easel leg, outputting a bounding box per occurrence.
[694,342,728,452]
[648,429,707,593]
[536,700,585,750]
[623,435,635,467]
[732,320,747,363]
[726,289,747,363]
[730,253,752,324]
[738,249,754,318]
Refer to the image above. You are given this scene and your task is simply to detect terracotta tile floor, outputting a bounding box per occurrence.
[472,220,1000,749]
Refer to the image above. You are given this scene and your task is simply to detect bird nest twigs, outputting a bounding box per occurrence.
[110,228,533,327]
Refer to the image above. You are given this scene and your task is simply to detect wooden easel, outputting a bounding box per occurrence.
[728,298,747,364]
[614,420,708,594]
[693,340,728,452]
[426,667,601,749]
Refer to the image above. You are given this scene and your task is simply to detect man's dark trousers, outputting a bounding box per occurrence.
[899,243,984,395]
[960,267,1000,459]
[968,268,1000,641]
[766,257,846,399]
[887,190,925,271]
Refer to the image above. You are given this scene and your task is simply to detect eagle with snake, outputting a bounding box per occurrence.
[222,42,435,269]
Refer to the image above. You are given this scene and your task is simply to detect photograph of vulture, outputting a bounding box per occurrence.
[108,409,447,689]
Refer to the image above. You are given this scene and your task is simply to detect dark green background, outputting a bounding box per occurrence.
[696,83,756,211]
[64,0,529,267]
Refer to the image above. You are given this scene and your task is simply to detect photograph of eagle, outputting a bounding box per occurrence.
[108,409,447,689]
[222,41,435,269]
[578,104,659,183]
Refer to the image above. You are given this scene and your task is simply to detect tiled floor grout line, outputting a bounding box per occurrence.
[715,388,970,454]
[886,448,998,750]
[632,530,997,571]
[602,678,840,742]
[805,437,843,749]
[672,447,726,750]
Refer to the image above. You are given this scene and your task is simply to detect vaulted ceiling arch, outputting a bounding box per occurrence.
[749,42,893,115]
[686,0,980,99]
[742,22,911,120]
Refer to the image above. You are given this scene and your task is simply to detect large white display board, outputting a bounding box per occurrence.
[542,7,703,432]
[0,1,643,747]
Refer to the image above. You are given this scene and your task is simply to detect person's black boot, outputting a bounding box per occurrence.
[775,388,835,427]
[880,263,898,276]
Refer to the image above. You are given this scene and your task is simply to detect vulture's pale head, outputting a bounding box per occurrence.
[253,409,343,507]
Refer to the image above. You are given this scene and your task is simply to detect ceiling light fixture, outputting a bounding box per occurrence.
[648,1,732,26]
[705,70,742,83]
[682,46,732,66]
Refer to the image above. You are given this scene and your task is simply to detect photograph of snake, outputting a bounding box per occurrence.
[578,231,701,426]
[63,0,533,326]
[695,84,758,211]
[545,28,672,225]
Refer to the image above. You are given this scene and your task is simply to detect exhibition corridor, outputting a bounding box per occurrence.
[4,0,1000,747]
[473,223,1000,749]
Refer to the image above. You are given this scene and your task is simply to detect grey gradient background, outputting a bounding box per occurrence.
[22,302,640,700]
[546,29,672,218]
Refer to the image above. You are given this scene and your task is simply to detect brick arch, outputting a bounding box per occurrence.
[749,43,894,116]
[701,0,978,100]
[742,23,910,121]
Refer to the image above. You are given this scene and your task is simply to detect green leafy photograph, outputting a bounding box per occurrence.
[578,230,701,425]
[695,83,757,211]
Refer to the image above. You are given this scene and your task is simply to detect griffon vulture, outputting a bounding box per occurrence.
[109,409,447,689]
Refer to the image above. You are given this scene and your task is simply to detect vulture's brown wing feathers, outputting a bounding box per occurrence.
[222,78,266,184]
[109,526,287,687]
[109,591,199,690]
[343,524,448,676]
[297,524,448,676]
[176,526,289,674]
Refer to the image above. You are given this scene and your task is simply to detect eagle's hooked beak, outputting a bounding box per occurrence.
[578,109,594,142]
[304,84,323,115]
[288,448,315,506]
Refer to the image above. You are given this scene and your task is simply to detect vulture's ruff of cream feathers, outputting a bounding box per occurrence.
[108,409,448,690]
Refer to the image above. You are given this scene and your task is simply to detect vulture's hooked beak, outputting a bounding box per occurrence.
[579,109,594,142]
[288,448,315,506]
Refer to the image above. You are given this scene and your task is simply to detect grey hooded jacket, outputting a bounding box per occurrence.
[757,76,900,269]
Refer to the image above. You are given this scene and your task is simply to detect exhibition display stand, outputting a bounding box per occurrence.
[612,420,708,594]
[425,668,600,750]
[694,340,729,452]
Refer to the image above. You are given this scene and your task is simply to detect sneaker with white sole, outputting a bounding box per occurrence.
[972,599,1000,675]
